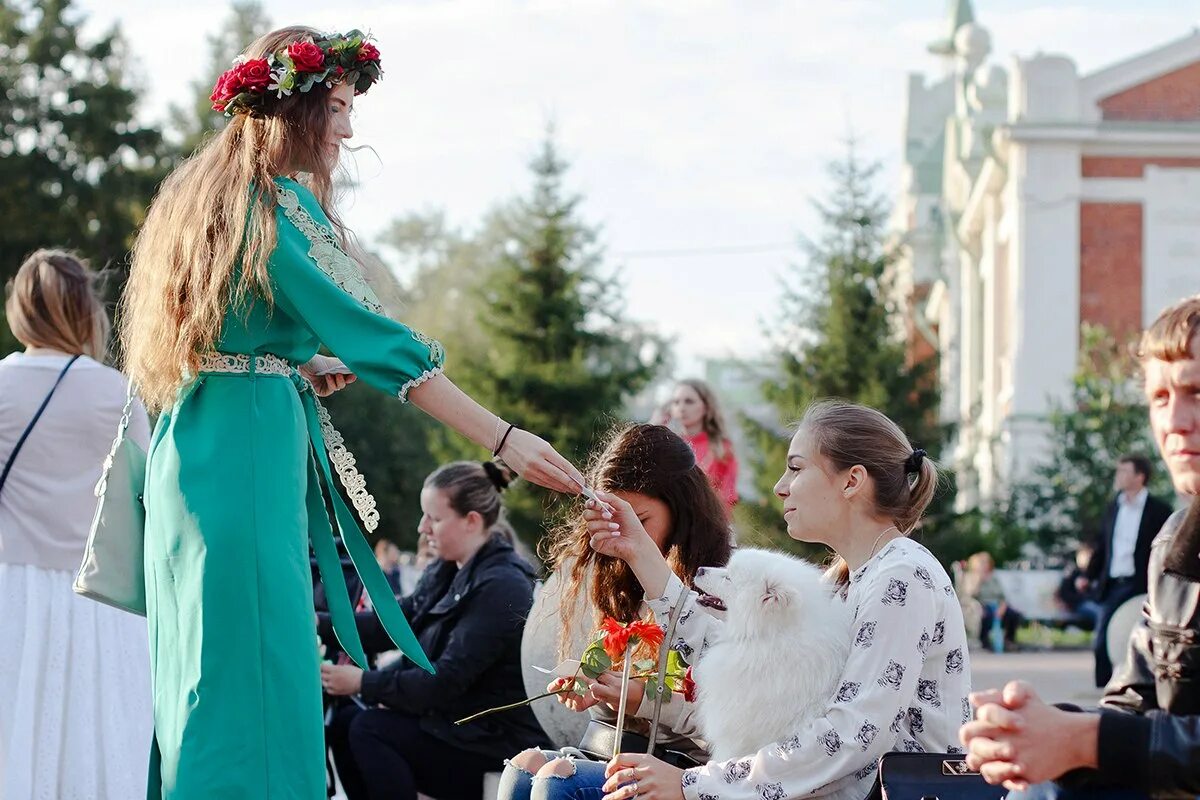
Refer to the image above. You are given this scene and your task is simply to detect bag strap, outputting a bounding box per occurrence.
[646,591,686,751]
[0,354,80,498]
[94,379,138,499]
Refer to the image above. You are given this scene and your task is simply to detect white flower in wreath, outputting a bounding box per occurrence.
[269,66,293,98]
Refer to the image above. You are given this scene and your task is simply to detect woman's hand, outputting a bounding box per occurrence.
[499,428,586,495]
[603,754,684,800]
[584,492,661,566]
[548,676,598,712]
[320,663,364,696]
[591,670,646,712]
[300,355,357,397]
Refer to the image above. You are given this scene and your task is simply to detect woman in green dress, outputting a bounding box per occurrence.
[120,26,585,799]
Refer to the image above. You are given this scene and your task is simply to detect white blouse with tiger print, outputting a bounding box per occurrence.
[645,537,972,800]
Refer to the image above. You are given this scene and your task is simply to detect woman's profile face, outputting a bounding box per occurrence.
[670,384,706,430]
[324,81,355,168]
[773,427,844,544]
[417,487,482,564]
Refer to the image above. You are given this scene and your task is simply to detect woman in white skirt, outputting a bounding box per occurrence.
[0,249,152,799]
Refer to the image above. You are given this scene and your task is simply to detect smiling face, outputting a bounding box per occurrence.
[772,427,848,545]
[324,81,355,168]
[1145,338,1200,496]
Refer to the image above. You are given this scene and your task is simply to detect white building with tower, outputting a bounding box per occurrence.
[894,0,1200,507]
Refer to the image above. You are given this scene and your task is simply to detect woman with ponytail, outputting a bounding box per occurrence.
[584,400,971,800]
[322,461,544,800]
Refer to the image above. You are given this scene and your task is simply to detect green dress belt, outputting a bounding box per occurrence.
[196,352,434,674]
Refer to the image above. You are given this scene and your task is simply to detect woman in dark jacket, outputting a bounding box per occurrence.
[321,461,545,800]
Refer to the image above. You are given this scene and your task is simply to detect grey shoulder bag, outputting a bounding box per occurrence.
[73,380,148,616]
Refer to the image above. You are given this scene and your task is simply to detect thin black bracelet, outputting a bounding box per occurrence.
[493,423,517,458]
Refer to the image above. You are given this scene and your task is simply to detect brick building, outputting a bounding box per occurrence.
[893,0,1200,507]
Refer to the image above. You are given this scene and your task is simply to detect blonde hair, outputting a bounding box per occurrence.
[121,25,351,411]
[5,249,110,360]
[799,399,938,587]
[1139,294,1200,364]
[676,378,733,459]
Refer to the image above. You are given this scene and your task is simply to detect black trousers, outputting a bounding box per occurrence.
[328,703,501,800]
[1093,578,1141,688]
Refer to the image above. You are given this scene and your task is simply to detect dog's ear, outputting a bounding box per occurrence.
[761,581,789,607]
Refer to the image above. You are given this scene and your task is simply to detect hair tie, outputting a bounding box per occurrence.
[904,448,927,476]
[481,461,511,492]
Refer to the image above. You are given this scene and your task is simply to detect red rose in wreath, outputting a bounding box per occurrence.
[287,41,326,72]
[357,42,381,63]
[234,58,272,92]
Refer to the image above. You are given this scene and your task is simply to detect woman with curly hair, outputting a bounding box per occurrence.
[497,423,733,800]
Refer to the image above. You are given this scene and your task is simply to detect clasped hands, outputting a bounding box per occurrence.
[959,680,1099,792]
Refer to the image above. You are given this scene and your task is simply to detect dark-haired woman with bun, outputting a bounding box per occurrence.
[322,460,545,800]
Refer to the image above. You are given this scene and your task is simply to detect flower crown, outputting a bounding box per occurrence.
[210,30,382,116]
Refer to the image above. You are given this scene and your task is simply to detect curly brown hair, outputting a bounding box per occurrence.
[543,423,733,657]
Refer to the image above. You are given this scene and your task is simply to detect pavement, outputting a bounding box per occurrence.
[970,647,1102,707]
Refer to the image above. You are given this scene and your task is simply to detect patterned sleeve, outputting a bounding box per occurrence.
[635,674,704,742]
[680,560,940,800]
[645,572,721,666]
[269,179,444,402]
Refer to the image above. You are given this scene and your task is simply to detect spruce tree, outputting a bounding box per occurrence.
[739,144,944,552]
[0,0,170,353]
[434,134,666,545]
[167,0,271,155]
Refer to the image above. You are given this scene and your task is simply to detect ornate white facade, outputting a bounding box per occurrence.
[894,1,1200,507]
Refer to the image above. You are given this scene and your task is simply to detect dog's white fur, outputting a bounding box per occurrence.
[692,548,852,763]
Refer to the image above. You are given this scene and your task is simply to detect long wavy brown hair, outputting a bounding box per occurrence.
[543,423,733,657]
[121,26,351,411]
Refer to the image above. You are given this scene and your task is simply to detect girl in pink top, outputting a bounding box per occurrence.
[671,379,738,512]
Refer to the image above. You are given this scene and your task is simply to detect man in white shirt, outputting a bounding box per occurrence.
[1084,454,1173,687]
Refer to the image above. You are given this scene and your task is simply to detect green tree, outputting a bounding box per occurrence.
[432,135,666,546]
[1013,323,1169,557]
[166,0,270,154]
[737,144,945,555]
[322,384,439,550]
[0,0,170,354]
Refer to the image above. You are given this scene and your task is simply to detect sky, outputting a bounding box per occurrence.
[78,0,1200,372]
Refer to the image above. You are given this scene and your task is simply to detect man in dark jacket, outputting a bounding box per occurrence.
[960,295,1200,800]
[1087,454,1174,686]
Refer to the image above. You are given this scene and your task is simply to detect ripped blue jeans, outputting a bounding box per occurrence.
[496,749,612,800]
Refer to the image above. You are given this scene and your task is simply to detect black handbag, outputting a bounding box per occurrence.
[575,719,701,768]
[869,752,1007,800]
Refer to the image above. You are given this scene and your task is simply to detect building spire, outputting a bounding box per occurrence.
[928,0,976,56]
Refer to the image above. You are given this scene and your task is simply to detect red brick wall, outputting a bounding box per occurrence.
[1079,202,1143,337]
[1082,156,1200,178]
[1099,61,1200,121]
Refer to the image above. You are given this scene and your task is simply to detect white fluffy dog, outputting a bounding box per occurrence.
[692,548,852,763]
